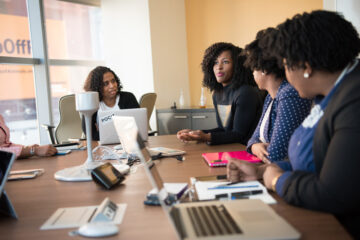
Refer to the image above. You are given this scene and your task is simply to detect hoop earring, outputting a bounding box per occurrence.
[304,72,309,78]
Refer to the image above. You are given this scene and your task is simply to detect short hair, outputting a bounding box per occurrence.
[243,27,285,79]
[201,42,256,91]
[83,66,123,101]
[271,10,360,72]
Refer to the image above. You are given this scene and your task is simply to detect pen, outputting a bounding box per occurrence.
[215,181,243,187]
[207,185,259,190]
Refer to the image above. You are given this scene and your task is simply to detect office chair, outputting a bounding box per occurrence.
[43,94,84,144]
[139,92,157,136]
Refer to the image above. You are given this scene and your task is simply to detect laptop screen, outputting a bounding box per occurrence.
[98,108,148,145]
[0,151,16,195]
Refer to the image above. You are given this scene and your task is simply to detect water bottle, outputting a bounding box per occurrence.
[179,89,185,108]
[199,87,206,108]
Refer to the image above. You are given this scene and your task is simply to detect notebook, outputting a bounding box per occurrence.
[98,108,148,145]
[113,117,301,240]
[0,151,17,218]
[202,151,262,167]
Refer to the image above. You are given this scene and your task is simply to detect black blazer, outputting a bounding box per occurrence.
[281,62,360,238]
[82,91,140,141]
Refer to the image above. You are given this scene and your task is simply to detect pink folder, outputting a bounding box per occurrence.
[202,151,262,167]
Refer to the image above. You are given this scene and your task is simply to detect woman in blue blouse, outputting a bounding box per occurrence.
[227,10,360,238]
[244,28,312,163]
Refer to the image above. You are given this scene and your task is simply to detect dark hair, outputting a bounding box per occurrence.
[201,42,256,91]
[83,66,123,101]
[243,28,285,79]
[271,10,360,72]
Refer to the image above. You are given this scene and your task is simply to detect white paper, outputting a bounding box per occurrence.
[194,180,276,204]
[40,204,127,230]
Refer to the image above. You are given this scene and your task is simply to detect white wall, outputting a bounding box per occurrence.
[102,0,154,98]
[101,0,190,129]
[324,0,360,33]
[148,0,190,109]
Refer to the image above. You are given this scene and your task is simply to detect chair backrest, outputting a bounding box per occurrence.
[55,94,84,143]
[139,93,157,130]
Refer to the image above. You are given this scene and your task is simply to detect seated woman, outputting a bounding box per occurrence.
[177,42,263,145]
[82,66,139,141]
[0,114,57,159]
[244,28,312,163]
[227,10,360,238]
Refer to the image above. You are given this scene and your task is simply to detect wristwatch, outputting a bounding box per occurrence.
[271,175,281,192]
[30,146,35,156]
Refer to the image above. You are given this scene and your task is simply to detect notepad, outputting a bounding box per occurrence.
[202,150,261,167]
[194,180,276,204]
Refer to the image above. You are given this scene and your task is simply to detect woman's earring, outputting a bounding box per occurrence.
[261,72,265,76]
[304,72,309,78]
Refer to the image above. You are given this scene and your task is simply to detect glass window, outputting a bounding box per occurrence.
[44,0,103,60]
[0,0,32,58]
[0,64,39,145]
[0,0,38,145]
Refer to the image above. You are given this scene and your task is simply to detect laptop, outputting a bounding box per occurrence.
[98,108,148,145]
[0,150,17,218]
[113,117,301,240]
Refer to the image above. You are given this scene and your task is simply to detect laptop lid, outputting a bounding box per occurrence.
[0,150,17,218]
[98,108,148,145]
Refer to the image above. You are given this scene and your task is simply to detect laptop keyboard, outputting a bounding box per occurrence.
[186,204,242,237]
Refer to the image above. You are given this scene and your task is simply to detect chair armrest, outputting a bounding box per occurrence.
[41,124,57,144]
[148,130,158,136]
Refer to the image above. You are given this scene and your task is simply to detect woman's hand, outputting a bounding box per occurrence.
[263,164,284,190]
[34,144,58,157]
[251,143,270,163]
[177,129,192,142]
[176,129,210,142]
[226,158,263,182]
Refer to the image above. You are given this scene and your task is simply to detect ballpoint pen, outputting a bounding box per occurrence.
[207,185,259,190]
[214,181,243,187]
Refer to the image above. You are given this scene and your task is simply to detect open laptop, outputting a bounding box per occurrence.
[98,108,148,145]
[113,117,301,240]
[0,151,17,218]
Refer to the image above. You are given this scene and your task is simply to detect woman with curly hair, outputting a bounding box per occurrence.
[227,10,360,238]
[82,66,139,140]
[177,42,263,145]
[244,28,312,163]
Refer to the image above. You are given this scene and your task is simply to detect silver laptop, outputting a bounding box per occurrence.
[0,151,17,218]
[98,108,148,145]
[113,117,301,240]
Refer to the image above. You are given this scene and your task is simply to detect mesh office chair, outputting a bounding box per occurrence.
[43,94,84,144]
[139,92,157,136]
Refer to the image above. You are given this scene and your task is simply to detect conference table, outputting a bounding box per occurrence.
[0,135,351,240]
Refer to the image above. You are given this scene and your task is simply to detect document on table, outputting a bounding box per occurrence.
[194,180,276,204]
[40,204,127,230]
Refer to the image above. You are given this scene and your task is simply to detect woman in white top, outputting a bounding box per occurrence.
[82,66,139,140]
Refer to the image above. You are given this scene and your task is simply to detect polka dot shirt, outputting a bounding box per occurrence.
[247,80,312,162]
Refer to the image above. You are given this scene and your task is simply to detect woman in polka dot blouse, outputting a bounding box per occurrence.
[243,28,312,163]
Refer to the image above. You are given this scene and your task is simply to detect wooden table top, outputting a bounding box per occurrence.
[0,135,351,240]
